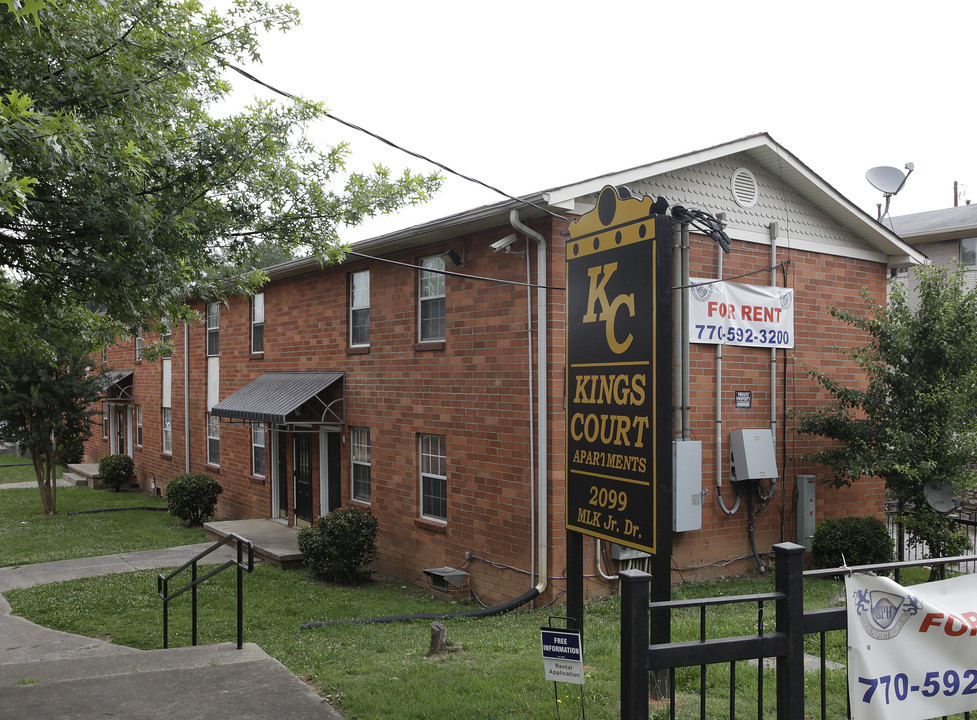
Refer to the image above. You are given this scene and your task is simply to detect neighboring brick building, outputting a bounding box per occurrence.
[887,203,977,302]
[86,134,924,604]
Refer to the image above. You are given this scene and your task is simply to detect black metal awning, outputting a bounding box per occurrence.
[211,372,344,426]
[98,370,134,401]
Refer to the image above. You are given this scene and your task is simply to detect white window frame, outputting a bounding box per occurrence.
[102,405,109,439]
[161,323,172,358]
[351,427,371,503]
[418,255,445,342]
[252,422,266,478]
[207,412,220,466]
[161,407,172,454]
[135,405,143,447]
[206,302,220,356]
[961,237,977,267]
[251,293,265,354]
[134,327,143,362]
[419,433,446,522]
[349,270,370,347]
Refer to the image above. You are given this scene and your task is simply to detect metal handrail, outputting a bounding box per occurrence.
[157,533,254,649]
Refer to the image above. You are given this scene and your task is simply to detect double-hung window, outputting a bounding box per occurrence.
[206,303,220,356]
[350,271,370,346]
[161,408,172,454]
[419,433,446,522]
[961,238,977,267]
[418,256,445,342]
[160,324,172,358]
[252,423,265,477]
[135,405,143,447]
[251,293,265,353]
[134,327,143,361]
[207,413,220,466]
[351,427,371,502]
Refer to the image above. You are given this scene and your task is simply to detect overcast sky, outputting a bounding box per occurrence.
[222,0,977,242]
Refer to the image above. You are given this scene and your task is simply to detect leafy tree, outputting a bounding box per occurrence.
[0,0,439,512]
[796,265,977,561]
[0,0,440,330]
[0,301,106,514]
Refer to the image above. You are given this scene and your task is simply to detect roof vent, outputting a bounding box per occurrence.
[731,168,759,208]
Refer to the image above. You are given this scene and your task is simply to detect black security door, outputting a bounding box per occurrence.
[277,431,288,520]
[294,434,314,527]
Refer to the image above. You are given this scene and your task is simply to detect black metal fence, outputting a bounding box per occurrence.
[887,499,977,574]
[620,542,977,720]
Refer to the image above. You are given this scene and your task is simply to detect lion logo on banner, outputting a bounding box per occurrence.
[853,588,921,640]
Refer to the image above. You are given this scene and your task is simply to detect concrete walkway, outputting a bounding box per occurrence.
[0,543,343,719]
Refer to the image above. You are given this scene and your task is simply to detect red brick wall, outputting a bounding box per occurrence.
[86,214,888,603]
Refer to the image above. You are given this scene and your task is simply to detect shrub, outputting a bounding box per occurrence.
[812,515,893,569]
[165,473,223,526]
[297,506,379,584]
[98,454,135,492]
[57,434,86,466]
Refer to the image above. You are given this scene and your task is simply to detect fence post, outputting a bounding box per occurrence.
[620,568,652,720]
[775,542,805,720]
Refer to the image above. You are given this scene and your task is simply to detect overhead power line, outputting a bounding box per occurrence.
[225,64,570,222]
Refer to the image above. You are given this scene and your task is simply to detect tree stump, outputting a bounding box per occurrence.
[426,620,447,656]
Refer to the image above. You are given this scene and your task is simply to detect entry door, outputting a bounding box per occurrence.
[276,431,288,520]
[294,434,314,527]
[113,406,128,456]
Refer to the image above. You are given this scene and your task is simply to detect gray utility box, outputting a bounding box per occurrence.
[729,428,778,483]
[673,440,703,532]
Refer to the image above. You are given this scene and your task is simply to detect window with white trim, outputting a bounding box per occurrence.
[251,293,265,353]
[161,323,172,358]
[161,408,172,454]
[136,405,143,446]
[102,405,109,439]
[418,255,445,342]
[207,413,220,466]
[134,327,143,361]
[420,433,446,521]
[962,237,977,267]
[351,427,371,502]
[252,423,266,477]
[350,271,370,346]
[206,303,220,356]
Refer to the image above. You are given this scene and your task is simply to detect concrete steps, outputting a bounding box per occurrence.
[0,641,340,719]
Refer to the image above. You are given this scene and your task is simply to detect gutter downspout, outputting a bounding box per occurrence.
[184,322,190,474]
[510,210,548,597]
[768,222,779,503]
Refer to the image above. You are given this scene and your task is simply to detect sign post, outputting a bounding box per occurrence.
[564,185,673,636]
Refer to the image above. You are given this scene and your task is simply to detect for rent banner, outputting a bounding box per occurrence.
[847,572,977,720]
[688,279,794,349]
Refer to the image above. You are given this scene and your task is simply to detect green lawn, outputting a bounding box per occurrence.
[6,556,854,719]
[0,486,205,566]
[0,456,49,485]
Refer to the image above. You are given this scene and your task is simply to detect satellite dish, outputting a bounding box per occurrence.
[866,166,909,195]
[923,481,956,514]
[866,163,914,219]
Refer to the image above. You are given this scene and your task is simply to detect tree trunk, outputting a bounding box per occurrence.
[426,621,447,656]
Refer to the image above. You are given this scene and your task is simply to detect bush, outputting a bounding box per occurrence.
[812,515,893,569]
[165,473,223,526]
[57,434,86,465]
[297,506,379,584]
[98,454,135,492]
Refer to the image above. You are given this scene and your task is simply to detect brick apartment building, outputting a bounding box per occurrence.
[86,134,924,605]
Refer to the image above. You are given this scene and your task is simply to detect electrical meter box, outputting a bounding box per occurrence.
[729,429,778,483]
[673,440,703,532]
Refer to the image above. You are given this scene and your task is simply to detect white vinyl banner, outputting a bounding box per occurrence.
[687,279,794,349]
[846,572,977,720]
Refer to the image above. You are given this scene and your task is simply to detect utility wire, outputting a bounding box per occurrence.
[226,64,571,223]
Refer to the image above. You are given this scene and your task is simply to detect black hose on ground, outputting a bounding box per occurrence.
[68,507,169,515]
[301,586,541,628]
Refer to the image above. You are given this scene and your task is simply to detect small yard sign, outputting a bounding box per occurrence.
[541,626,585,685]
